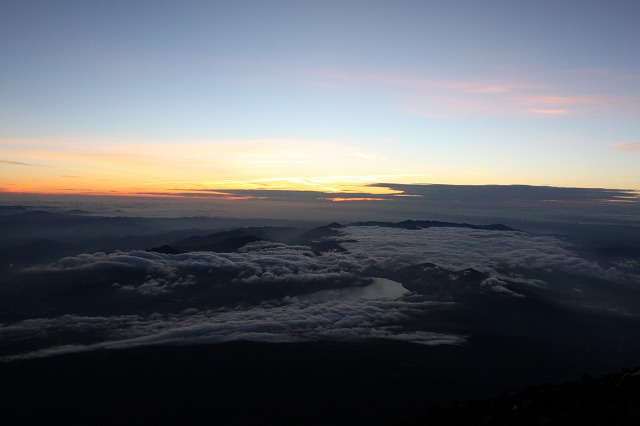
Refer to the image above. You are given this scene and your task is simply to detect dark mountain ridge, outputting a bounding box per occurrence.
[148,219,516,256]
[348,219,516,231]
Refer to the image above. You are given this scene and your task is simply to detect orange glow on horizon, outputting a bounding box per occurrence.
[324,197,387,202]
[0,138,427,198]
[0,178,406,199]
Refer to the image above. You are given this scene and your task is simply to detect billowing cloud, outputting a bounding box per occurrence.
[18,225,640,297]
[3,223,639,361]
[30,242,368,288]
[1,284,460,361]
[340,226,640,285]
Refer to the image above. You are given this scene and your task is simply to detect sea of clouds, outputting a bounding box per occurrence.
[2,225,639,361]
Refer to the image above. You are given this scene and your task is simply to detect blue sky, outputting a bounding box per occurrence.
[1,0,639,194]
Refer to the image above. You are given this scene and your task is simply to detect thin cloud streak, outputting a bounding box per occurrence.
[307,68,640,118]
[0,160,52,167]
[308,69,523,94]
[530,109,569,115]
[617,142,640,152]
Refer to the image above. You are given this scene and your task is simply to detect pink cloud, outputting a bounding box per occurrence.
[306,67,640,118]
[513,93,640,112]
[521,95,596,105]
[530,109,569,115]
[567,67,640,81]
[617,142,640,152]
[470,86,509,94]
[308,68,519,95]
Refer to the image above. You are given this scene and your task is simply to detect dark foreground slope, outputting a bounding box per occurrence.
[402,368,640,426]
[1,338,638,426]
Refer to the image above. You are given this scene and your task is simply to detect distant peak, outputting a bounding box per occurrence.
[346,220,516,231]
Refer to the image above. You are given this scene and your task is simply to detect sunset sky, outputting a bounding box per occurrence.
[1,0,639,197]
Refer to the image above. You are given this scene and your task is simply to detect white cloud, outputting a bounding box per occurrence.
[1,293,460,361]
[5,224,638,361]
[340,226,640,285]
[28,243,368,298]
[115,274,197,295]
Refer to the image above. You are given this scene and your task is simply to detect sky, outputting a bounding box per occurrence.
[1,0,640,197]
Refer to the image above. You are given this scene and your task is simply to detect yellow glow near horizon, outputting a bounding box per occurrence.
[0,138,427,196]
[3,137,638,196]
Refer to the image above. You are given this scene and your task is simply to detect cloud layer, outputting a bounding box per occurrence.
[341,226,640,284]
[1,286,459,361]
[2,224,639,361]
